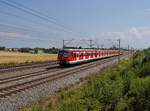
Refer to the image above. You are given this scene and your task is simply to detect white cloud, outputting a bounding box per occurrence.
[60,27,150,49]
[128,27,141,39]
[145,8,150,12]
[0,32,31,39]
[94,27,150,49]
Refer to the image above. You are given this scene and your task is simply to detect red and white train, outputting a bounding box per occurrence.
[58,49,121,66]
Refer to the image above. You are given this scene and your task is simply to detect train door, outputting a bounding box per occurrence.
[83,51,86,60]
[85,51,89,59]
[79,51,83,60]
[99,50,101,58]
[91,51,93,58]
[102,50,104,57]
[74,52,79,61]
[76,52,79,61]
[73,52,76,61]
[95,51,97,58]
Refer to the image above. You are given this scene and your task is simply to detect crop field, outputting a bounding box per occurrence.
[0,51,57,64]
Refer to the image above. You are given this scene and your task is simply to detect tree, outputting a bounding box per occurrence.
[0,46,5,50]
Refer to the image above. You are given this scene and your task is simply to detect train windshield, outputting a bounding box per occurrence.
[59,50,70,57]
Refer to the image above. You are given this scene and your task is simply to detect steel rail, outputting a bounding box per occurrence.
[0,61,57,74]
[0,65,60,84]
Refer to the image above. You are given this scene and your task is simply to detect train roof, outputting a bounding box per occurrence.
[60,49,118,51]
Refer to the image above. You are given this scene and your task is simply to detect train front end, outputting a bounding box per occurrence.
[57,50,71,66]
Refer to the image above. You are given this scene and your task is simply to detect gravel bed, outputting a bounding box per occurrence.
[0,55,128,111]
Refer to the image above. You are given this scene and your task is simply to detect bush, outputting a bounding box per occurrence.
[127,77,150,111]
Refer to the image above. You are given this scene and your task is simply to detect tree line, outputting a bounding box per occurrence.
[0,46,59,54]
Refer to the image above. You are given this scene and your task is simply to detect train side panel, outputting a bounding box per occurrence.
[58,49,121,66]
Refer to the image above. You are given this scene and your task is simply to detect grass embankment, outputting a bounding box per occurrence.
[0,51,57,67]
[22,49,150,111]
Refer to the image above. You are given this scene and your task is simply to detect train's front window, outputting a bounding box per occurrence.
[64,52,70,57]
[59,50,70,57]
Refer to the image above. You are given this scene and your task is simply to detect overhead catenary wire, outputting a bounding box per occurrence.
[0,10,54,29]
[0,0,67,31]
[0,23,58,35]
[5,0,65,26]
[0,0,86,38]
[0,0,95,48]
[0,10,77,41]
[0,23,62,45]
[0,10,71,34]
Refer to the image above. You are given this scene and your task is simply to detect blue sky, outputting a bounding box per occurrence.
[0,0,150,48]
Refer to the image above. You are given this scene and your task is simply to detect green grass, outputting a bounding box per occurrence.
[22,48,150,111]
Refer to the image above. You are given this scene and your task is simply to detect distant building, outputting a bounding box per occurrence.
[12,48,20,52]
[5,48,20,52]
[5,48,13,51]
[29,49,35,54]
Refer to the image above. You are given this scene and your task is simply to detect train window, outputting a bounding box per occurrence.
[79,53,81,57]
[80,53,84,57]
[59,50,70,57]
[89,52,91,56]
[91,52,94,56]
[64,52,70,57]
[84,53,87,56]
[86,53,89,56]
[74,53,78,57]
[65,52,70,56]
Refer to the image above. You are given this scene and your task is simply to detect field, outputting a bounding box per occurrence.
[0,51,57,64]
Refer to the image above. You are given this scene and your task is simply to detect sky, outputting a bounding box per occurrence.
[0,0,150,49]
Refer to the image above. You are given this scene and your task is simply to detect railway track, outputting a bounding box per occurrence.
[0,65,61,84]
[0,55,122,98]
[0,61,57,74]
